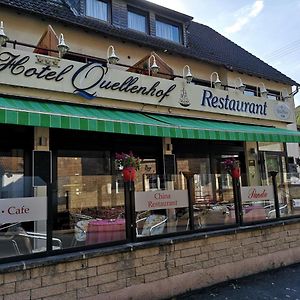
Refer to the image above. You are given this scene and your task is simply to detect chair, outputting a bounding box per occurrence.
[266,204,288,219]
[198,205,230,227]
[5,225,62,255]
[0,234,20,258]
[69,213,96,246]
[175,208,202,231]
[136,214,168,237]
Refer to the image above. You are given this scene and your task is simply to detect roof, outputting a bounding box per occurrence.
[126,0,193,22]
[0,0,297,86]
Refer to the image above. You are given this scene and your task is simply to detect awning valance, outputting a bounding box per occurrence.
[0,96,299,143]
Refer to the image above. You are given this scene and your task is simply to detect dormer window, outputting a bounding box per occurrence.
[86,0,109,21]
[155,18,181,43]
[127,8,148,33]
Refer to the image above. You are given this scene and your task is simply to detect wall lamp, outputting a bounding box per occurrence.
[57,33,69,58]
[235,77,246,93]
[148,54,159,75]
[210,72,222,89]
[107,45,119,64]
[183,65,193,83]
[280,88,290,101]
[0,21,9,46]
[257,82,268,98]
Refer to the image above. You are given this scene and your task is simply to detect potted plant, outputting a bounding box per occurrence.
[223,157,240,179]
[115,151,141,182]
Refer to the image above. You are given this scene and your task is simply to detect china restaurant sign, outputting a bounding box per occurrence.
[135,190,188,211]
[0,48,293,123]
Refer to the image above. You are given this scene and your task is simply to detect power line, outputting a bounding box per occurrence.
[263,39,300,60]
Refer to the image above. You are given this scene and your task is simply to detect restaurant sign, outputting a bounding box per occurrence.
[241,186,274,202]
[135,190,188,212]
[0,48,294,123]
[0,196,47,223]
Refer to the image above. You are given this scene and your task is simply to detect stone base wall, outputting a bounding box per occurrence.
[1,222,300,299]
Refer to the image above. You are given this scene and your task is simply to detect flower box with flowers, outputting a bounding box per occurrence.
[223,157,240,179]
[115,152,141,182]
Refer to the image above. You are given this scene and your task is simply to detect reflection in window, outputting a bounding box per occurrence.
[156,19,180,43]
[55,151,126,249]
[0,150,24,199]
[86,0,108,21]
[135,175,189,236]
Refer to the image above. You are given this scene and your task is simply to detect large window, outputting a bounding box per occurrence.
[128,8,147,33]
[54,150,126,249]
[86,0,108,21]
[155,19,181,43]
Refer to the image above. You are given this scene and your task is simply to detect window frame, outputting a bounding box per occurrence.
[127,6,149,34]
[267,90,281,101]
[155,16,182,44]
[244,85,258,97]
[85,0,110,23]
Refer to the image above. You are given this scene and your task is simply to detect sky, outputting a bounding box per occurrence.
[148,0,300,107]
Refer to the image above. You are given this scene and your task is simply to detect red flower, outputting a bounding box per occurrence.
[223,157,239,174]
[115,151,141,170]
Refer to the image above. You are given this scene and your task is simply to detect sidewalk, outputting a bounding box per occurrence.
[173,263,300,300]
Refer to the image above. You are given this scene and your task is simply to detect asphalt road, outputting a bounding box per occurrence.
[174,263,300,300]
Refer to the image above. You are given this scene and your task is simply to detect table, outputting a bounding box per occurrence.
[243,206,266,222]
[86,219,126,244]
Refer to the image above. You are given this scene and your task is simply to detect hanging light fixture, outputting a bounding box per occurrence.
[148,54,159,75]
[257,82,268,98]
[280,88,290,101]
[235,77,246,93]
[0,21,9,46]
[183,65,193,83]
[210,72,222,89]
[107,45,119,64]
[57,33,69,58]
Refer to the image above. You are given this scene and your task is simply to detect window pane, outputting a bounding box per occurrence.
[86,0,108,21]
[53,151,126,249]
[267,94,278,100]
[128,11,146,33]
[156,20,180,42]
[244,90,256,96]
[0,151,50,259]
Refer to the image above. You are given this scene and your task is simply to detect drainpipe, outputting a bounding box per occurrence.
[291,85,299,97]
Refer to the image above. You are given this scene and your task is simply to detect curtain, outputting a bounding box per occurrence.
[86,0,108,21]
[156,20,179,42]
[128,11,146,33]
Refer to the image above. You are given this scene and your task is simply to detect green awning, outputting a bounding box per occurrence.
[0,96,300,143]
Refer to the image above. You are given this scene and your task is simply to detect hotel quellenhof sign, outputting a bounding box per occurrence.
[0,48,294,123]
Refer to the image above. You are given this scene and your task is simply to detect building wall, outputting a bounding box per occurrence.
[0,7,295,130]
[0,8,293,105]
[1,222,300,299]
